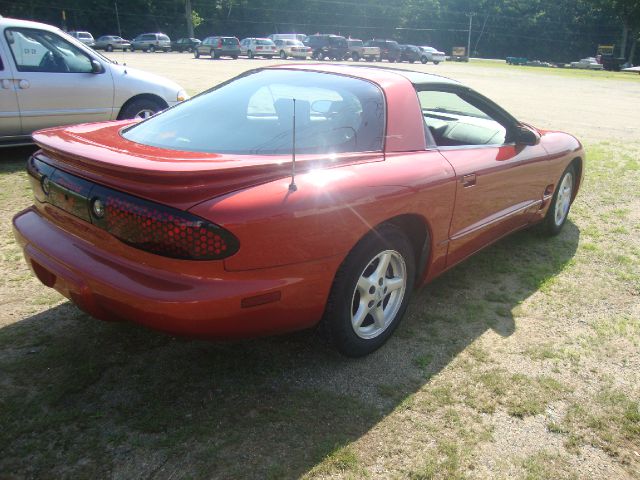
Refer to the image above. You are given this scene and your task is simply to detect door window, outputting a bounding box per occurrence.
[417,90,507,146]
[5,28,92,73]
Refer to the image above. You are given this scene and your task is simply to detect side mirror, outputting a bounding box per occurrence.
[514,125,540,146]
[90,59,104,74]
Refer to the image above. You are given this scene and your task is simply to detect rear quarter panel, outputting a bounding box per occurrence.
[189,152,456,273]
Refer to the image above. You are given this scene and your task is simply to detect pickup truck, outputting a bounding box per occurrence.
[346,39,381,62]
[0,17,188,147]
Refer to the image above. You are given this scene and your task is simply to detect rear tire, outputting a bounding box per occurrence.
[194,49,200,59]
[352,52,360,62]
[280,50,287,59]
[248,50,254,59]
[434,61,440,65]
[106,44,113,52]
[421,56,428,64]
[320,224,415,357]
[149,45,156,53]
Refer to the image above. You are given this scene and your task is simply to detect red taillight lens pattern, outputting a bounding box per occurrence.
[28,156,239,261]
[93,188,239,260]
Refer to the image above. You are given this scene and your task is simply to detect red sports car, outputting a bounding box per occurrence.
[13,64,583,357]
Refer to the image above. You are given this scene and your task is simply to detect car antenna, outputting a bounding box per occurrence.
[288,98,298,192]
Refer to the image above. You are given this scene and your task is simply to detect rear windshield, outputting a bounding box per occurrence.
[348,40,363,47]
[159,35,170,41]
[222,37,238,45]
[122,70,385,155]
[256,39,273,45]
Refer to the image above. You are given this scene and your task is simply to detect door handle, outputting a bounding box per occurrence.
[1,79,12,89]
[462,173,477,187]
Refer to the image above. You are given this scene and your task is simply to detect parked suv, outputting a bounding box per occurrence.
[305,34,348,60]
[131,33,171,52]
[172,37,200,52]
[94,35,131,52]
[346,38,380,62]
[194,36,240,59]
[239,38,277,58]
[0,18,188,147]
[68,31,95,47]
[399,44,421,63]
[365,39,401,62]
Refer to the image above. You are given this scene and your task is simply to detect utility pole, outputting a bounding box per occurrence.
[114,1,122,38]
[185,0,194,38]
[466,13,474,61]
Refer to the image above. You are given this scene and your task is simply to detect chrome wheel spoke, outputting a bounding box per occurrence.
[371,306,385,328]
[386,277,404,292]
[374,251,391,279]
[352,303,367,329]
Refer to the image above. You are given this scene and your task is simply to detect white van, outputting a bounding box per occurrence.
[0,18,188,147]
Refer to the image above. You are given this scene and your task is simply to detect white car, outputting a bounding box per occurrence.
[570,57,604,70]
[419,46,446,64]
[273,39,311,59]
[239,38,277,59]
[68,31,95,47]
[0,17,188,147]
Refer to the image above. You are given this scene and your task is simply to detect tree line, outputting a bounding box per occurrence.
[1,0,638,63]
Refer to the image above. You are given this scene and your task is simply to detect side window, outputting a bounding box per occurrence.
[5,28,92,73]
[417,90,507,146]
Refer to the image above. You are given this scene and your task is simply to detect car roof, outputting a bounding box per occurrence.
[267,63,461,87]
[0,17,62,32]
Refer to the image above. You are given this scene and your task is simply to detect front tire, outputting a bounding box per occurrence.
[351,52,360,62]
[106,44,113,52]
[321,224,416,357]
[194,49,200,58]
[542,165,576,235]
[248,50,254,59]
[117,97,165,120]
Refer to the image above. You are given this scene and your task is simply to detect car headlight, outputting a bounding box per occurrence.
[177,89,189,102]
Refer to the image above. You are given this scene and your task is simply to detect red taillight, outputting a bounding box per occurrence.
[91,186,239,260]
[27,155,239,261]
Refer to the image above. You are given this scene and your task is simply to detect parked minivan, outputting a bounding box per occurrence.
[0,18,188,147]
[131,33,171,52]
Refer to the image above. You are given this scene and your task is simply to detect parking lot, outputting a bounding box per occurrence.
[1,56,639,479]
[111,51,640,143]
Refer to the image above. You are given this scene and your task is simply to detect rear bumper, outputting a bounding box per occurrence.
[13,207,338,338]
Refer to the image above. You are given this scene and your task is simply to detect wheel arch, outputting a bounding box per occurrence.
[568,156,583,202]
[117,94,169,120]
[355,214,432,284]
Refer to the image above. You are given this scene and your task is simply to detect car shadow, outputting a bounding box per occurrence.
[0,221,580,478]
[0,146,37,173]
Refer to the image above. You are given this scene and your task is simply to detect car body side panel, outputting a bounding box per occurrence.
[441,143,551,266]
[189,150,456,273]
[0,36,23,137]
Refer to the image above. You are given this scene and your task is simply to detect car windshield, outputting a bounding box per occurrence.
[122,69,385,155]
[349,40,363,47]
[256,39,273,45]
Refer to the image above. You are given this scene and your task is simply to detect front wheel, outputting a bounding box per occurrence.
[248,50,254,59]
[106,44,113,52]
[541,165,576,235]
[351,52,360,62]
[117,97,165,120]
[321,224,416,357]
[433,61,440,65]
[194,49,200,58]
